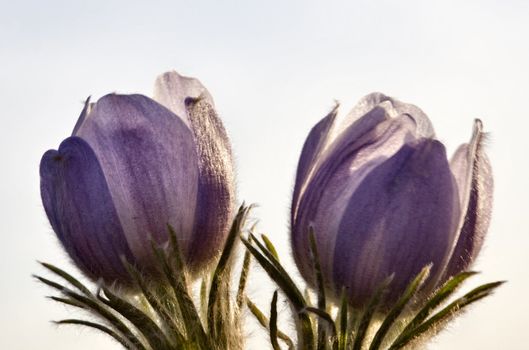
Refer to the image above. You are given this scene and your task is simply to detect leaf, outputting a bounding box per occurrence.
[98,287,173,350]
[48,296,85,309]
[397,271,477,339]
[337,289,348,350]
[240,237,315,349]
[261,234,280,261]
[308,228,327,350]
[247,298,295,350]
[302,307,337,339]
[388,280,505,349]
[270,291,281,350]
[39,262,93,296]
[236,233,253,309]
[369,265,431,350]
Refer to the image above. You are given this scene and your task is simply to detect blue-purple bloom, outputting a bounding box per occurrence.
[291,93,493,306]
[40,71,235,284]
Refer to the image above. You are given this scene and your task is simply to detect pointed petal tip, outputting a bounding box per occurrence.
[473,118,484,134]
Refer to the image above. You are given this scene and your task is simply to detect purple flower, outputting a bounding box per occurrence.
[40,71,235,284]
[291,93,493,306]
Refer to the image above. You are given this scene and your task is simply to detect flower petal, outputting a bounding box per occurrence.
[443,120,493,278]
[292,112,418,283]
[153,70,213,124]
[291,105,338,223]
[311,115,419,283]
[332,139,459,306]
[40,136,135,282]
[75,94,199,264]
[184,97,236,270]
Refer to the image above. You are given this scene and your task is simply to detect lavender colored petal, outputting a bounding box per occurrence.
[40,136,135,282]
[75,94,199,264]
[443,120,493,278]
[153,70,214,125]
[332,139,459,306]
[334,93,434,142]
[291,105,338,223]
[309,115,418,284]
[184,97,236,270]
[291,107,404,282]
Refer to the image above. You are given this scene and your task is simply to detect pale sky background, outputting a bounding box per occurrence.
[1,0,528,349]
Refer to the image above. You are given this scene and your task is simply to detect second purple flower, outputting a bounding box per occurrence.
[291,93,493,307]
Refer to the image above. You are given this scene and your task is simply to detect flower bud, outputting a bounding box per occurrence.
[291,93,493,307]
[40,71,235,284]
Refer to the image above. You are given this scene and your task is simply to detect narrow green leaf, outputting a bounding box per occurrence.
[270,291,281,350]
[352,275,393,350]
[241,237,315,349]
[308,228,327,350]
[236,234,253,309]
[55,319,132,350]
[397,271,477,340]
[302,307,337,339]
[48,296,85,309]
[337,289,348,350]
[247,298,295,350]
[369,265,431,350]
[261,234,280,261]
[39,262,93,296]
[34,275,67,292]
[200,276,209,320]
[61,289,148,350]
[389,281,505,349]
[242,236,306,310]
[99,287,173,350]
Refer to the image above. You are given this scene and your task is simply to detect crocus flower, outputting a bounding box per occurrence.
[40,71,235,284]
[291,93,493,306]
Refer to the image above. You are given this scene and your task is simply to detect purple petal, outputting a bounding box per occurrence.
[184,97,236,270]
[292,110,415,282]
[332,139,459,306]
[335,93,434,142]
[291,105,338,223]
[40,136,135,282]
[75,94,200,264]
[443,120,493,278]
[309,115,419,283]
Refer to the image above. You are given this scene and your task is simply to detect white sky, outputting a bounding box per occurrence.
[1,0,528,349]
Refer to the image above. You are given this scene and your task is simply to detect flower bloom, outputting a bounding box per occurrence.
[40,71,235,283]
[291,93,493,306]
